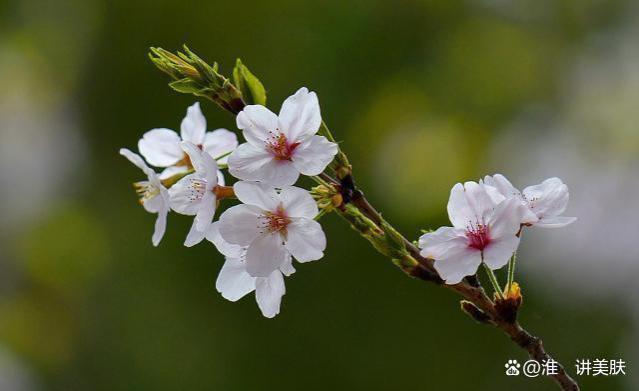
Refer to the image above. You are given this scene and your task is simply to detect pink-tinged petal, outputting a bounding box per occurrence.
[168,173,202,215]
[159,165,190,180]
[284,218,326,262]
[255,270,285,318]
[137,128,183,167]
[152,204,168,247]
[418,226,468,260]
[184,219,207,247]
[180,102,206,144]
[216,258,256,302]
[291,135,338,176]
[447,183,471,228]
[433,248,482,285]
[483,174,520,198]
[233,181,279,211]
[279,186,318,219]
[236,105,279,147]
[522,177,570,220]
[278,87,321,142]
[465,181,499,221]
[227,143,275,181]
[245,233,288,277]
[487,197,526,238]
[534,216,577,228]
[218,204,262,246]
[120,148,155,178]
[206,222,244,258]
[482,235,520,270]
[203,128,238,164]
[194,192,216,232]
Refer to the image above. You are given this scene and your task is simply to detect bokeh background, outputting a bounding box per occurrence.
[0,0,637,389]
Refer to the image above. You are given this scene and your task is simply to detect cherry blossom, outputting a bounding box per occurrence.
[483,174,577,228]
[138,102,237,179]
[227,88,338,187]
[207,222,295,318]
[419,182,527,284]
[218,181,326,277]
[168,141,220,246]
[120,148,170,246]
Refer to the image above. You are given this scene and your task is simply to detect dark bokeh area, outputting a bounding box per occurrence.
[0,0,637,390]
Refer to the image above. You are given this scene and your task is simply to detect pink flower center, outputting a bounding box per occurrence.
[260,205,291,234]
[266,132,300,161]
[466,223,490,251]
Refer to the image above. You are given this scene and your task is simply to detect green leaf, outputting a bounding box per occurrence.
[168,78,202,94]
[232,58,266,105]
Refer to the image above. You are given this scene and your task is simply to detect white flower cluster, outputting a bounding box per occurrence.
[418,174,576,284]
[120,88,338,317]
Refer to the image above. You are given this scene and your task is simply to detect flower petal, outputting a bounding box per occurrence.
[236,105,279,147]
[158,165,190,180]
[184,219,207,247]
[206,221,245,258]
[227,143,276,181]
[152,204,168,247]
[284,218,326,262]
[233,181,279,211]
[487,197,525,238]
[120,148,155,178]
[279,186,318,219]
[291,135,338,176]
[203,128,238,164]
[522,177,570,220]
[483,235,520,270]
[168,173,202,215]
[181,141,218,185]
[483,174,520,198]
[216,258,256,302]
[194,192,217,232]
[218,204,262,246]
[535,216,577,228]
[180,102,206,144]
[418,226,468,260]
[245,233,288,277]
[137,128,183,167]
[447,182,497,229]
[278,87,321,142]
[433,248,482,285]
[255,270,285,318]
[279,254,296,276]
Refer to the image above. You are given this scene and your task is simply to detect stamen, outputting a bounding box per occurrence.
[466,222,490,250]
[265,131,300,161]
[258,204,291,235]
[187,178,207,202]
[134,181,160,203]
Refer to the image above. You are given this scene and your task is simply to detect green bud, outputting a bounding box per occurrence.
[232,59,267,106]
[149,45,245,114]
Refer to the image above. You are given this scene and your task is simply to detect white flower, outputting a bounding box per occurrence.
[119,148,170,246]
[483,174,577,228]
[137,102,237,178]
[218,181,326,277]
[418,182,527,284]
[207,222,295,318]
[169,141,220,246]
[228,87,338,187]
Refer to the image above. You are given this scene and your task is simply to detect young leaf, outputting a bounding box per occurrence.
[232,59,266,105]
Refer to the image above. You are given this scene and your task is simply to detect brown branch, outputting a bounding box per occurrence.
[335,174,580,391]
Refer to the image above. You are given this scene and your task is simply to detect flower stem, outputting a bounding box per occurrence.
[506,252,517,293]
[482,263,504,300]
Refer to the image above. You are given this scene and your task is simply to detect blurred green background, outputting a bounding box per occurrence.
[0,0,637,390]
